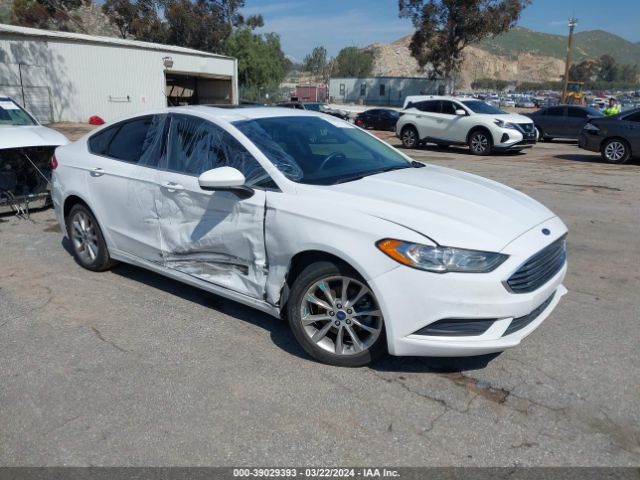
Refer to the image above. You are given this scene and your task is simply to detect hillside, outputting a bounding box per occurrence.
[370,28,640,89]
[478,27,640,65]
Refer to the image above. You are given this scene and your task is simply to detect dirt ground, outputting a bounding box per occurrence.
[1,124,639,466]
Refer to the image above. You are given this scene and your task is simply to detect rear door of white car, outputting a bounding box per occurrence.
[155,113,271,299]
[408,100,441,140]
[85,114,168,264]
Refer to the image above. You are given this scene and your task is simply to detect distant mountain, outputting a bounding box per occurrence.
[478,27,640,65]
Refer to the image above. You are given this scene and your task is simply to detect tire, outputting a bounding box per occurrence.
[66,204,116,271]
[468,129,492,155]
[601,138,631,164]
[401,126,419,149]
[535,126,545,141]
[287,261,386,367]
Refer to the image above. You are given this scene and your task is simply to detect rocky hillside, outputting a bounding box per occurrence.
[370,27,640,89]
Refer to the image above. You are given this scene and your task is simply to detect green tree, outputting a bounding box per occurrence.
[331,47,374,77]
[303,46,327,76]
[398,0,530,78]
[225,27,289,91]
[12,0,86,31]
[102,0,165,40]
[618,63,638,83]
[569,59,600,82]
[598,54,619,82]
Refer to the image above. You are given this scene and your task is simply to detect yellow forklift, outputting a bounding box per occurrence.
[564,81,586,105]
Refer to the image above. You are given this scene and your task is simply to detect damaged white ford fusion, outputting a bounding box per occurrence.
[52,106,567,366]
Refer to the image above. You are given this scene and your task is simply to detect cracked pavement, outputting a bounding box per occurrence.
[0,134,639,466]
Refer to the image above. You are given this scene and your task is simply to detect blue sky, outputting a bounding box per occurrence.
[242,0,640,62]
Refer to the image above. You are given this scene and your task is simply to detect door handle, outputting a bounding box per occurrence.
[91,167,105,177]
[162,181,185,192]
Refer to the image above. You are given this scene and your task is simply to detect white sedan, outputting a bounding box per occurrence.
[52,106,567,366]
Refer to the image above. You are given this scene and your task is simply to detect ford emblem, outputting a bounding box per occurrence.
[542,228,551,235]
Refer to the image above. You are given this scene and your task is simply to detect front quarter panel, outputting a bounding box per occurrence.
[263,189,431,308]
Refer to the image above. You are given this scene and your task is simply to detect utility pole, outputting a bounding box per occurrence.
[561,17,578,104]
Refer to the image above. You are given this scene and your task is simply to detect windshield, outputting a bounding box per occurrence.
[461,100,505,114]
[303,103,324,112]
[0,99,37,126]
[233,116,412,185]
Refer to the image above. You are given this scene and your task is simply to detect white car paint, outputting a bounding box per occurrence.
[0,96,68,149]
[396,95,536,152]
[52,106,567,359]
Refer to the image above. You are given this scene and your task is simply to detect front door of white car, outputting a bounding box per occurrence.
[154,114,271,299]
[85,114,168,264]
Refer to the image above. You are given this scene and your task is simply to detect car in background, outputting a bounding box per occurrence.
[523,105,603,141]
[500,98,516,108]
[0,95,68,214]
[52,106,567,366]
[396,96,536,155]
[354,108,399,131]
[277,101,349,120]
[578,108,640,163]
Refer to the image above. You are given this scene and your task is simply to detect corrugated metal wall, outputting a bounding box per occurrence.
[0,34,237,122]
[328,77,450,107]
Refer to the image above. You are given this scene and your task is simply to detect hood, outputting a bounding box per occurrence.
[0,125,69,150]
[492,113,533,124]
[323,166,554,252]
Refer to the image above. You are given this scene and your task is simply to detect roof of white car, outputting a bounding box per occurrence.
[170,105,334,123]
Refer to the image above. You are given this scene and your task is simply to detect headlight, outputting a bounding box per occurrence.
[494,119,518,130]
[583,123,600,132]
[376,239,508,273]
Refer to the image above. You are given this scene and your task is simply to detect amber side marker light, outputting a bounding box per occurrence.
[376,238,414,266]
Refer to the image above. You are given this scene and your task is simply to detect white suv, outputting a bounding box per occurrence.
[396,96,537,155]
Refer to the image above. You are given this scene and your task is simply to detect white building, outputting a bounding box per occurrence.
[329,76,450,107]
[0,24,238,123]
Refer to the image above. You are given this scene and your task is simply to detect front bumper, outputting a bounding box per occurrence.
[493,127,537,150]
[370,216,568,357]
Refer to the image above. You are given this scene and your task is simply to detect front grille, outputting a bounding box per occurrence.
[506,237,567,293]
[502,292,555,336]
[518,123,535,134]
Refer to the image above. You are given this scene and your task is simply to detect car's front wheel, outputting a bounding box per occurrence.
[601,138,630,164]
[287,261,386,367]
[66,204,115,271]
[401,126,419,149]
[468,130,492,155]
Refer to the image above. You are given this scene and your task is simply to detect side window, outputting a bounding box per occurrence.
[623,112,640,122]
[88,126,119,155]
[379,84,385,96]
[414,100,440,113]
[107,116,158,164]
[167,115,271,187]
[360,84,366,96]
[568,107,588,118]
[440,101,457,115]
[547,107,565,117]
[339,84,345,95]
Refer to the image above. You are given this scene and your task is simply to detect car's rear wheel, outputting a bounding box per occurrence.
[287,261,386,367]
[66,204,115,271]
[401,126,419,149]
[601,138,630,164]
[468,130,492,155]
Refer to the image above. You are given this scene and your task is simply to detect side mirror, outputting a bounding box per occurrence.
[198,167,254,199]
[455,109,466,116]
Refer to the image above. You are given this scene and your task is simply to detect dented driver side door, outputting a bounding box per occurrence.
[155,114,270,299]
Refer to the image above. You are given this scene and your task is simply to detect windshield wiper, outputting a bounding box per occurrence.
[332,163,421,185]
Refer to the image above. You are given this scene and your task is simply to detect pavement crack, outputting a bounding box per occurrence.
[90,326,129,353]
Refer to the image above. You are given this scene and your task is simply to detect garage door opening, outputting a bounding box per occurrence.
[165,72,233,106]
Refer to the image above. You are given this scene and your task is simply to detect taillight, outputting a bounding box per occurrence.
[51,154,58,170]
[355,118,364,126]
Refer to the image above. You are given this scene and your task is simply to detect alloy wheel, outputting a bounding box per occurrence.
[402,128,417,148]
[300,275,383,356]
[604,141,626,162]
[471,133,489,153]
[70,210,99,264]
